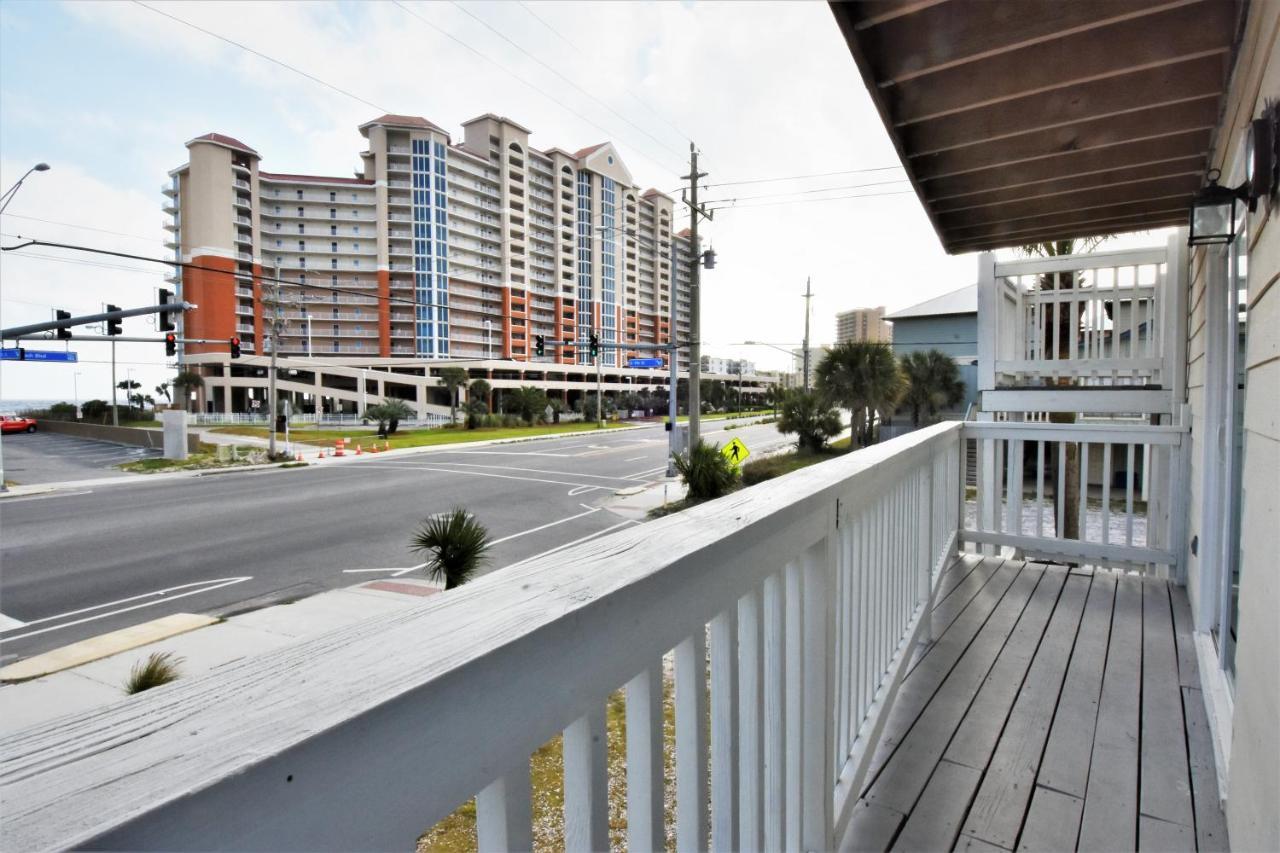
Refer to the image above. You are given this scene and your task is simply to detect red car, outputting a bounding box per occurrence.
[0,415,37,434]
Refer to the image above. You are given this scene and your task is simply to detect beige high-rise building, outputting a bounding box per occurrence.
[163,113,693,369]
[835,306,892,344]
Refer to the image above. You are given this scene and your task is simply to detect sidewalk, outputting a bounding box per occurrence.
[0,578,443,736]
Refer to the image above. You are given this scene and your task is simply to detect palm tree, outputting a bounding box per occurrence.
[899,350,965,427]
[468,379,492,414]
[777,390,843,452]
[171,370,204,413]
[437,367,470,424]
[155,382,171,404]
[508,385,549,424]
[365,398,414,437]
[815,341,906,447]
[410,508,491,589]
[767,383,788,415]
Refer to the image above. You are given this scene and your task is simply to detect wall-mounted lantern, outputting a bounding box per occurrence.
[1189,112,1278,246]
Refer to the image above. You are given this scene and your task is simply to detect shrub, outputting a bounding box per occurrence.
[410,508,491,589]
[777,391,843,452]
[124,651,183,694]
[366,398,414,436]
[674,440,740,501]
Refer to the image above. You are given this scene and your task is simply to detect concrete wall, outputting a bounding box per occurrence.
[1185,3,1280,849]
[36,419,201,453]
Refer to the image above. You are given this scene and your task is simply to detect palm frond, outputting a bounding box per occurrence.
[410,508,491,589]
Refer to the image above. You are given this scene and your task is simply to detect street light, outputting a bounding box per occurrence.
[0,162,51,215]
[0,162,51,493]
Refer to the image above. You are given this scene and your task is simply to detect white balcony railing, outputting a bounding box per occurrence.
[1,424,968,850]
[980,245,1173,389]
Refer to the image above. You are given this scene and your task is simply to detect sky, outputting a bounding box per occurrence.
[0,0,1173,403]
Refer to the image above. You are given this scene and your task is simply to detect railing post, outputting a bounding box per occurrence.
[799,525,836,852]
[977,252,998,392]
[476,762,533,853]
[920,453,935,643]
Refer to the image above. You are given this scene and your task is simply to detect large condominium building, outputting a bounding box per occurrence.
[163,113,693,371]
[835,306,892,344]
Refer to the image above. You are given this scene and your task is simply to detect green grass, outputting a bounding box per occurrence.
[209,421,628,450]
[124,651,182,694]
[418,677,678,852]
[117,442,265,473]
[675,409,771,423]
[741,446,850,485]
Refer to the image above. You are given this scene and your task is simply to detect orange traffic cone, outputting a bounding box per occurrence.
[385,441,391,452]
[356,443,363,455]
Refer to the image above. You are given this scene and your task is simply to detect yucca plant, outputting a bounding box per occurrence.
[674,440,740,502]
[124,651,183,695]
[410,508,491,589]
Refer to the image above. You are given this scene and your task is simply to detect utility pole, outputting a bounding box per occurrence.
[111,338,119,426]
[667,234,679,476]
[596,342,604,428]
[264,263,282,459]
[682,143,711,449]
[802,276,813,393]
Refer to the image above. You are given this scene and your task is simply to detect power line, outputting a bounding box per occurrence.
[448,1,685,161]
[701,177,909,206]
[390,0,687,178]
[1,238,425,309]
[515,0,693,143]
[0,214,162,244]
[706,188,917,212]
[132,1,388,114]
[696,166,904,191]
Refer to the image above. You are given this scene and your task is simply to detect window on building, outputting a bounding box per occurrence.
[296,189,303,200]
[353,225,360,234]
[329,208,336,219]
[298,241,305,251]
[351,193,358,201]
[297,207,304,217]
[353,259,360,268]
[331,258,338,269]
[274,205,281,214]
[299,257,306,268]
[298,223,304,234]
[329,191,336,202]
[353,242,360,251]
[330,225,337,235]
[275,239,282,247]
[331,274,338,285]
[331,241,338,252]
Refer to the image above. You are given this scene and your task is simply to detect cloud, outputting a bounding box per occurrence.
[3,0,1175,406]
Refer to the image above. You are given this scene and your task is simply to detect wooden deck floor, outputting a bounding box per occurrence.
[842,556,1228,852]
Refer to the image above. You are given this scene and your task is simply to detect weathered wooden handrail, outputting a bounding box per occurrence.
[0,423,963,851]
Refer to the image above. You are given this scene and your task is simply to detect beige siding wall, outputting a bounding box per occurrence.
[1186,4,1280,850]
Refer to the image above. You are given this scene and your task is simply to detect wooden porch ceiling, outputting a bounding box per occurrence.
[830,0,1245,254]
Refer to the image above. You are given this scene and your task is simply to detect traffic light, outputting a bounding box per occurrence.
[106,304,122,336]
[55,309,72,340]
[589,333,600,358]
[229,336,242,359]
[158,288,176,332]
[534,334,545,357]
[165,333,177,357]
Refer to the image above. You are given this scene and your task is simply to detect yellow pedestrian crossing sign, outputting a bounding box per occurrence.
[722,437,750,467]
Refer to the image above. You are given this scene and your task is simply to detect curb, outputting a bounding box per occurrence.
[0,613,218,682]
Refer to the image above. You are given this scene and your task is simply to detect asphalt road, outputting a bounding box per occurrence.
[0,419,789,663]
[2,432,158,484]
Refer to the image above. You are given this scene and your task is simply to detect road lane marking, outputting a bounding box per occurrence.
[500,519,639,569]
[489,505,601,545]
[0,577,253,642]
[0,613,27,630]
[362,463,607,491]
[624,455,648,461]
[623,465,669,479]
[369,460,640,483]
[343,505,605,577]
[567,485,594,496]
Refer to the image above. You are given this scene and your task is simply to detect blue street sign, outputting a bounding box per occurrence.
[628,357,664,368]
[0,348,77,363]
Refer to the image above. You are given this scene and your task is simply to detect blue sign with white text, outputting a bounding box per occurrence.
[628,358,664,368]
[0,348,78,363]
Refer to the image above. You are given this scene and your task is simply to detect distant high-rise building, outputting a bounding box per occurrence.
[700,356,756,376]
[835,306,892,344]
[163,113,693,368]
[792,346,830,389]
